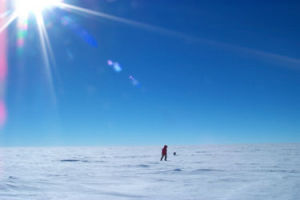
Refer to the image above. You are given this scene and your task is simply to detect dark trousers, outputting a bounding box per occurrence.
[160,154,167,161]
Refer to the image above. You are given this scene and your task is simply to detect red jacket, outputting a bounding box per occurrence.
[162,146,167,155]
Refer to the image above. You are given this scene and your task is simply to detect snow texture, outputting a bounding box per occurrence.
[0,144,300,200]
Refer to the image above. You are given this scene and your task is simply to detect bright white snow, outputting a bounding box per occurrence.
[0,144,299,200]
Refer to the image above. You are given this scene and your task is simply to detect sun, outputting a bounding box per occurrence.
[14,0,62,16]
[0,0,151,102]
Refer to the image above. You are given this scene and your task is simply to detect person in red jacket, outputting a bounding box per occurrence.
[160,145,168,161]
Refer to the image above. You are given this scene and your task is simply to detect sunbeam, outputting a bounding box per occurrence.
[35,12,56,102]
[58,2,300,69]
[0,12,18,33]
[0,0,299,93]
[0,0,299,116]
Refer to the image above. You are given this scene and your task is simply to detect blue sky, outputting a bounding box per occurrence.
[1,0,300,146]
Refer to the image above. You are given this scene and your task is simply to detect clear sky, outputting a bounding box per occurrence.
[1,0,300,146]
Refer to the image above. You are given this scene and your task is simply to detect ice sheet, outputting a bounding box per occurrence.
[0,144,299,200]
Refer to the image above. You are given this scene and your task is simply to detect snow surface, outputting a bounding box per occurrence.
[0,144,300,200]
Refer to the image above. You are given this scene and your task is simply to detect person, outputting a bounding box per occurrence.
[160,145,168,161]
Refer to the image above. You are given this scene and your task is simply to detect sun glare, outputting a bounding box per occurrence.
[14,0,61,16]
[0,0,156,103]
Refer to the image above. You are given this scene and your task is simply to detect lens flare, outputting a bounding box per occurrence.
[0,100,6,127]
[107,60,113,66]
[0,0,7,128]
[0,0,157,116]
[61,16,98,47]
[129,75,139,86]
[16,17,28,54]
[107,60,122,72]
